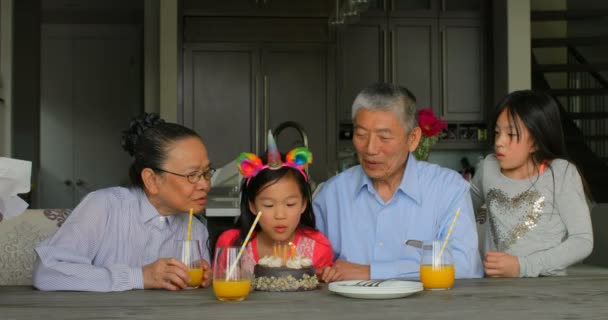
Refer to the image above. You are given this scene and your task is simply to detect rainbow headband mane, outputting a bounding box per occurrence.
[237,131,313,183]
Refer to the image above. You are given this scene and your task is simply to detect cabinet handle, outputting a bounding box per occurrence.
[76,179,86,187]
[440,29,447,117]
[64,180,72,187]
[263,75,269,151]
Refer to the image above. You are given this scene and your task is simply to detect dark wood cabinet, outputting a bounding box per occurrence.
[337,18,387,121]
[390,18,440,113]
[339,2,486,123]
[183,42,336,182]
[440,18,484,121]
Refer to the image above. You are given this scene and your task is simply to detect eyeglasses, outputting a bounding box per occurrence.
[153,167,216,184]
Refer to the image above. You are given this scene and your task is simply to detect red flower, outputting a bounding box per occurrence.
[418,108,447,137]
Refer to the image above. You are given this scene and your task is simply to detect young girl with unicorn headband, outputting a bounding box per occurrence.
[215,132,342,283]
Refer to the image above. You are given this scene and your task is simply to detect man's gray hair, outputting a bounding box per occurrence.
[351,83,418,132]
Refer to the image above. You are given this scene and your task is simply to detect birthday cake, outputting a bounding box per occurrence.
[252,255,318,292]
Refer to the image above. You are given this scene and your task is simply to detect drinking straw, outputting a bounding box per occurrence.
[437,208,461,262]
[185,208,194,264]
[226,211,263,280]
[186,208,194,241]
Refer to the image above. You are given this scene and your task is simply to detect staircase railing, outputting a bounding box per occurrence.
[565,46,608,161]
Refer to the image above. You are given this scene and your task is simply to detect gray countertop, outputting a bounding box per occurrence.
[1,265,607,320]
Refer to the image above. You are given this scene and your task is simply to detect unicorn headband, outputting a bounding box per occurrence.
[237,131,313,184]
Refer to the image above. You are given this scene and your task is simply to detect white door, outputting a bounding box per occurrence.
[40,25,141,208]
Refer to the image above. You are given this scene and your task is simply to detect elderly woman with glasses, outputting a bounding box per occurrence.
[33,113,214,292]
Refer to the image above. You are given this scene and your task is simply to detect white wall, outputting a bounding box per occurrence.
[506,0,531,91]
[0,0,13,157]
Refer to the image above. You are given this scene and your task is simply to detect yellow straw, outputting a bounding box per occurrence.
[226,211,263,280]
[437,208,461,262]
[184,208,194,265]
[186,208,194,241]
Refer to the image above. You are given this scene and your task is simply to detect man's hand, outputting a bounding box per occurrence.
[316,266,343,283]
[332,259,370,280]
[484,251,520,278]
[200,259,212,287]
[142,258,190,290]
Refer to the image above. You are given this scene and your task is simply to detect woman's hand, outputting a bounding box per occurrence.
[484,251,520,278]
[316,266,343,283]
[143,258,190,290]
[201,259,212,287]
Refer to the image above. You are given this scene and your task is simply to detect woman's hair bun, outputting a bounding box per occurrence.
[121,113,165,156]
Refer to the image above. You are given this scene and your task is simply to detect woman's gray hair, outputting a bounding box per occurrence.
[351,83,418,132]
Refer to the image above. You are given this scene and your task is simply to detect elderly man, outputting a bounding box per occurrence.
[314,83,483,280]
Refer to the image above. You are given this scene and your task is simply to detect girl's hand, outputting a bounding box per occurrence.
[483,251,520,278]
[201,259,212,287]
[142,258,189,290]
[316,266,343,283]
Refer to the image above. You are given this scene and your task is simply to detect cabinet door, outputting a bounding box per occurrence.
[40,34,74,208]
[183,43,260,168]
[72,27,142,202]
[262,44,336,182]
[390,18,439,112]
[338,18,387,122]
[440,19,484,121]
[40,26,141,208]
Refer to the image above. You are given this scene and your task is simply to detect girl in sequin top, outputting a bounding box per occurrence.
[471,90,593,278]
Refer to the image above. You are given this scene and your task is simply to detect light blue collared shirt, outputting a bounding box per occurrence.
[313,154,483,279]
[33,187,210,292]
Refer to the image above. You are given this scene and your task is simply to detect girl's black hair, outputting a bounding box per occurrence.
[121,112,202,188]
[492,90,592,201]
[232,160,316,247]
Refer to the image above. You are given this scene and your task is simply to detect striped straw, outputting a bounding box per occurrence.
[437,208,461,262]
[226,211,263,280]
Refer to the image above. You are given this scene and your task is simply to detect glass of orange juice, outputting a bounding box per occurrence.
[419,240,455,290]
[177,240,204,289]
[213,246,252,301]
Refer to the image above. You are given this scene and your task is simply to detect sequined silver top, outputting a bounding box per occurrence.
[471,155,593,277]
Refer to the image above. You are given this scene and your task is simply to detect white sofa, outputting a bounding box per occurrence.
[0,209,71,285]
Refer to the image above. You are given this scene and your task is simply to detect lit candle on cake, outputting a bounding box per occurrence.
[289,242,296,258]
[282,243,287,266]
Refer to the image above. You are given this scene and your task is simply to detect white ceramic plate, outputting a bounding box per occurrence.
[328,280,423,299]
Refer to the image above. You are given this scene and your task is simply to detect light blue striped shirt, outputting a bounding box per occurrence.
[313,154,483,279]
[33,187,210,292]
